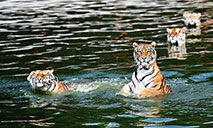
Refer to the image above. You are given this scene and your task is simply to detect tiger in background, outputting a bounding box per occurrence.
[167,27,187,60]
[183,12,202,36]
[183,12,201,27]
[121,42,172,98]
[27,69,70,93]
[167,27,186,45]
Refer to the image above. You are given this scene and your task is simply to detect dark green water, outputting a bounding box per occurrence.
[0,0,213,127]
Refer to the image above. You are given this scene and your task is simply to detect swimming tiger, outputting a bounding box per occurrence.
[167,27,186,45]
[121,42,172,98]
[27,69,70,93]
[183,12,201,27]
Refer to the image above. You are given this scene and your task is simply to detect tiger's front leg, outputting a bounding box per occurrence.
[121,82,133,96]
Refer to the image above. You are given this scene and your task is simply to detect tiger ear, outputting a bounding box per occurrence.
[133,42,139,48]
[167,28,171,33]
[197,13,201,18]
[183,12,188,18]
[27,71,35,81]
[182,27,187,32]
[49,69,54,74]
[151,41,156,48]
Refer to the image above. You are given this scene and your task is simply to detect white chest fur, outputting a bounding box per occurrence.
[131,67,156,94]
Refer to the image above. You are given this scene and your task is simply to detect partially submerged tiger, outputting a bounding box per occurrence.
[27,69,70,93]
[183,12,201,27]
[121,42,172,98]
[167,28,187,60]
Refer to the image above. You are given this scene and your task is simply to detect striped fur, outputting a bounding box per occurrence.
[121,42,172,98]
[183,12,201,27]
[167,28,186,45]
[27,70,70,93]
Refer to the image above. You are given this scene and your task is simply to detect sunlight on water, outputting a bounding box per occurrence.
[141,118,177,123]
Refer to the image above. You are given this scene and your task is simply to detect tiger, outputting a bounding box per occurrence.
[183,12,201,27]
[121,42,172,98]
[167,27,186,45]
[27,69,70,93]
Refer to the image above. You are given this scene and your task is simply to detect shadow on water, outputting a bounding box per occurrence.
[0,0,213,127]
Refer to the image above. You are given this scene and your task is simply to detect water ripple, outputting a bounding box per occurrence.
[0,0,213,127]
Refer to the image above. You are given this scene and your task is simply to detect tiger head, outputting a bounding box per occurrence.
[133,42,157,70]
[27,69,56,91]
[167,27,186,45]
[183,12,201,27]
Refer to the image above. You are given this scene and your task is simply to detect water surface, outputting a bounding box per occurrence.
[0,0,213,127]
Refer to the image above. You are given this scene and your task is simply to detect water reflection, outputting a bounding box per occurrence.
[128,104,161,118]
[186,27,201,36]
[201,7,213,33]
[1,117,55,127]
[168,43,187,60]
[185,27,202,44]
[123,96,166,119]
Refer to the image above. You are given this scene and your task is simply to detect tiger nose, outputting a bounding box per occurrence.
[37,78,42,82]
[141,56,147,61]
[171,36,177,40]
[142,56,146,59]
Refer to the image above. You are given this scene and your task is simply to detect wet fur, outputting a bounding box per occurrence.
[183,12,201,27]
[121,42,172,98]
[167,28,186,45]
[27,70,70,93]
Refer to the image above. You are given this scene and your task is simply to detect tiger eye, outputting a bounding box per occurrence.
[146,47,151,52]
[137,48,142,52]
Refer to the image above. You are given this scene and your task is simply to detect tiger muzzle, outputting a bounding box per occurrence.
[188,23,197,28]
